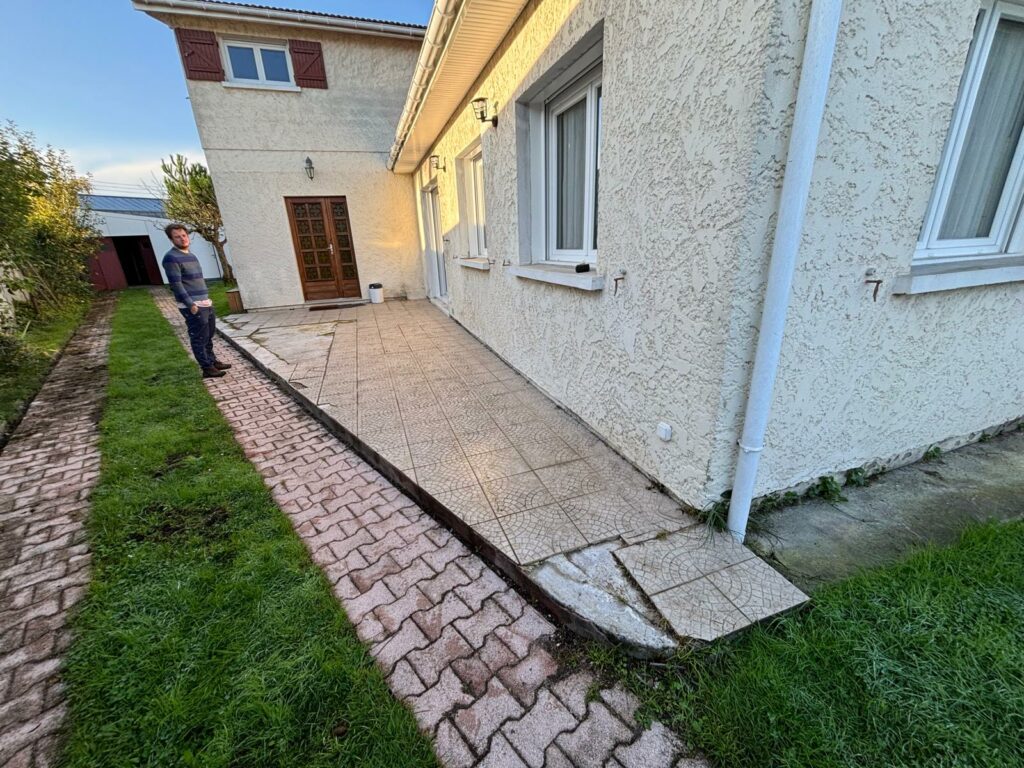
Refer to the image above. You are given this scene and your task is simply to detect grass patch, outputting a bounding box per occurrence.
[568,521,1024,768]
[205,279,233,318]
[0,300,88,440]
[62,289,436,768]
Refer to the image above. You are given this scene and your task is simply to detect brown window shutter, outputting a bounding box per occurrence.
[289,40,328,88]
[175,28,224,81]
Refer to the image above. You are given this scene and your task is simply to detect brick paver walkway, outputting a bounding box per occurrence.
[154,291,709,768]
[0,298,113,767]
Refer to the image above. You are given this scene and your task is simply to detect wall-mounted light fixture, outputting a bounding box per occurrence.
[428,155,447,172]
[472,97,498,128]
[304,156,315,181]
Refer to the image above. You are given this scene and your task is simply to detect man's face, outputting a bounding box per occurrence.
[171,229,190,250]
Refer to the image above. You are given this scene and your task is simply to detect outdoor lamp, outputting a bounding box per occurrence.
[304,156,315,180]
[472,97,498,127]
[429,155,446,172]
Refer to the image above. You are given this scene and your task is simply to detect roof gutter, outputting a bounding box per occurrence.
[131,0,426,41]
[727,0,843,543]
[387,0,464,171]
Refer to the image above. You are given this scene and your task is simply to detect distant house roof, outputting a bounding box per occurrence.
[80,194,167,217]
[133,0,426,40]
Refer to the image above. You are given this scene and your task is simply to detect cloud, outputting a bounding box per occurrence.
[66,145,207,195]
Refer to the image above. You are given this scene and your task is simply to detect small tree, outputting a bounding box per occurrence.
[160,155,233,282]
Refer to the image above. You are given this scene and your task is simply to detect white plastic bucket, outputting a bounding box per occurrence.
[368,283,383,304]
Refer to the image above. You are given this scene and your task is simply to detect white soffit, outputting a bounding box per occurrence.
[390,0,529,174]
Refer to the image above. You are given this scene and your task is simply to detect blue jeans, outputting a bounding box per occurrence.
[180,305,216,369]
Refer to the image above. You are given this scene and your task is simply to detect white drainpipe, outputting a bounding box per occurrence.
[727,0,844,543]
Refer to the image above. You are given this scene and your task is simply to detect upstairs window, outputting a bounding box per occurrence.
[917,2,1024,264]
[222,40,294,86]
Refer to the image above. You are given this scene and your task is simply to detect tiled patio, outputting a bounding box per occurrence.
[220,299,806,644]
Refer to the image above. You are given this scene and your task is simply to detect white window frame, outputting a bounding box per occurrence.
[545,65,602,264]
[916,1,1024,266]
[221,38,296,88]
[460,147,488,258]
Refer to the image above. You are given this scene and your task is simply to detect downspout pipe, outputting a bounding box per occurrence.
[727,0,843,543]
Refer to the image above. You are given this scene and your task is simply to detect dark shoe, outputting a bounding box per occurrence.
[213,360,233,370]
[202,367,227,378]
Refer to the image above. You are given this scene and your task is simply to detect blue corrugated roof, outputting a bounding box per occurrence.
[79,194,166,217]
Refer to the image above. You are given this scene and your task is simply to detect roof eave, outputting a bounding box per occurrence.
[132,0,426,41]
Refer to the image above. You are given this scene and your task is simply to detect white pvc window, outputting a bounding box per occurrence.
[546,65,602,263]
[466,150,488,257]
[917,2,1024,264]
[222,40,294,86]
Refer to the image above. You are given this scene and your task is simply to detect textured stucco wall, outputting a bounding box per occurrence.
[707,0,1024,500]
[411,0,786,507]
[158,15,424,308]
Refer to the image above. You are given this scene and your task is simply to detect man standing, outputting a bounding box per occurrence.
[162,224,231,378]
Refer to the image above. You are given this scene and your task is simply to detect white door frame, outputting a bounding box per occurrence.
[420,183,448,307]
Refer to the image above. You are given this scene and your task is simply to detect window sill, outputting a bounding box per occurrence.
[459,258,491,271]
[507,263,604,291]
[222,81,301,92]
[893,256,1024,294]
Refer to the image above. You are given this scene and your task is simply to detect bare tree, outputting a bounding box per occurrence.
[160,155,233,282]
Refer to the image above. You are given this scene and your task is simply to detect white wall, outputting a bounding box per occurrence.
[707,0,1024,500]
[411,0,784,508]
[159,14,425,309]
[94,211,224,283]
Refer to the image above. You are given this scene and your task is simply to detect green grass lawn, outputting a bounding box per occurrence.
[578,521,1024,768]
[62,288,436,768]
[0,300,88,440]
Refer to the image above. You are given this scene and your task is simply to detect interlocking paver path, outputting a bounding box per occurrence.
[154,290,710,767]
[0,297,113,767]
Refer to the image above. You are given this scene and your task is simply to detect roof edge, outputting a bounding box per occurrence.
[132,0,426,41]
[387,0,465,171]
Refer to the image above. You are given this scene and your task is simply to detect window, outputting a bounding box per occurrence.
[463,149,488,258]
[917,2,1024,265]
[222,40,294,86]
[546,65,602,263]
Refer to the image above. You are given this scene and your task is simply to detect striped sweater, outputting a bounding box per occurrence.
[162,248,210,308]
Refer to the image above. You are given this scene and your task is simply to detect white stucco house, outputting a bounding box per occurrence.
[135,0,1024,540]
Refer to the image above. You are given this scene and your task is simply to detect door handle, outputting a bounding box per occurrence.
[328,243,334,255]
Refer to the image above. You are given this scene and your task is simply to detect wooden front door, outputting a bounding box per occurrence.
[286,196,362,300]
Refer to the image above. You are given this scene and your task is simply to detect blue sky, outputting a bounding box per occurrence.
[0,0,431,197]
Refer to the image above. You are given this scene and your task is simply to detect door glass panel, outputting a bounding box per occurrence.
[296,220,309,234]
[314,235,327,249]
[305,267,318,281]
[342,264,357,279]
[302,253,314,266]
[309,204,322,218]
[317,252,332,265]
[299,236,312,249]
[293,203,307,217]
[311,219,324,234]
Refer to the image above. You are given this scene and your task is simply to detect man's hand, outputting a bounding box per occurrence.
[190,303,199,315]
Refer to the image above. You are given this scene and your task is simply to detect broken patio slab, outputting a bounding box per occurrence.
[219,300,807,651]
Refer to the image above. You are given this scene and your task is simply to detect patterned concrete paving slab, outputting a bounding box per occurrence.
[154,290,710,768]
[222,300,697,566]
[0,297,114,767]
[615,530,808,641]
[218,299,807,645]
